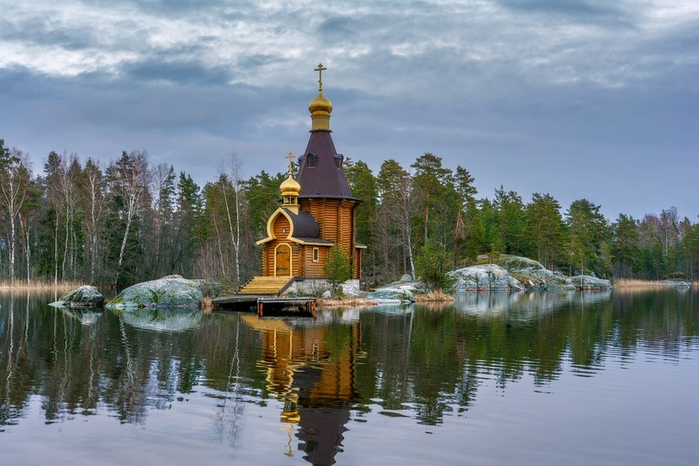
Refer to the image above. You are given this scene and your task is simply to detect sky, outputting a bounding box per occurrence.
[1,0,697,221]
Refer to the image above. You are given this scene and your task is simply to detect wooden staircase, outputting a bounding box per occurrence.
[237,276,295,296]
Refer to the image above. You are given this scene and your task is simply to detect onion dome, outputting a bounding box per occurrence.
[309,92,333,116]
[280,174,301,197]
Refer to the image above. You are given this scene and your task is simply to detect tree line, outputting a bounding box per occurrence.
[1,139,697,288]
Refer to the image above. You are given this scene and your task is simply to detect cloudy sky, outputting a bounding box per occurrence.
[1,0,697,220]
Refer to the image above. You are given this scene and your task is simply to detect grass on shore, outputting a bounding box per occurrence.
[613,278,695,290]
[0,280,85,291]
[414,290,455,303]
[317,297,379,308]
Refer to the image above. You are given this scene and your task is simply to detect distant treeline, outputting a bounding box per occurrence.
[1,139,697,288]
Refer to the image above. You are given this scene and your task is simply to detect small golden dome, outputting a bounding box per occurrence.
[309,91,333,115]
[280,174,301,197]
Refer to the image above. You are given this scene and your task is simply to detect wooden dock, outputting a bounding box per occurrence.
[212,295,316,318]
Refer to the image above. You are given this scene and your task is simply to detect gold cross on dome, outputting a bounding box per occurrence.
[286,152,294,176]
[314,63,327,92]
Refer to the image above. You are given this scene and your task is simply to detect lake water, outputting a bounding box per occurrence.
[0,289,697,465]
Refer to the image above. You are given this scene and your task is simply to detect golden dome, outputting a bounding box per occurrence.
[309,91,333,115]
[280,174,301,197]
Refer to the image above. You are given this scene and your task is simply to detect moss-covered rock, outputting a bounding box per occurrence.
[449,264,525,292]
[571,275,612,290]
[367,287,416,303]
[494,255,576,290]
[49,285,104,308]
[105,275,203,310]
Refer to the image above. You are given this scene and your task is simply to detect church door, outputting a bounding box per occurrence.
[275,244,291,276]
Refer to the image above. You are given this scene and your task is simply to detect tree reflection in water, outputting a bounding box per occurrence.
[0,289,697,464]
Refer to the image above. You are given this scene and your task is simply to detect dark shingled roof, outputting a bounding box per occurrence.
[297,131,354,199]
[283,208,320,239]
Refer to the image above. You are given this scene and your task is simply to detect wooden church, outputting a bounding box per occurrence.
[238,64,365,295]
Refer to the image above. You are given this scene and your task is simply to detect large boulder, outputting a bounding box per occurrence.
[50,285,104,308]
[498,256,575,290]
[663,279,691,289]
[500,256,555,278]
[106,275,203,310]
[366,287,416,304]
[380,276,429,295]
[571,275,611,290]
[449,264,525,292]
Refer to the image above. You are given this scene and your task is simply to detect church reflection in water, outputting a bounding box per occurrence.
[240,315,361,466]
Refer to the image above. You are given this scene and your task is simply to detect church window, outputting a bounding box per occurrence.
[307,153,317,167]
[313,248,319,262]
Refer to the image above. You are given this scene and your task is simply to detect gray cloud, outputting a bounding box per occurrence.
[495,0,622,17]
[1,0,698,219]
[120,60,232,85]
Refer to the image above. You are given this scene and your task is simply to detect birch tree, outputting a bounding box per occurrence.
[151,163,176,277]
[107,151,150,287]
[0,143,33,285]
[81,158,107,283]
[222,151,245,285]
[378,160,418,279]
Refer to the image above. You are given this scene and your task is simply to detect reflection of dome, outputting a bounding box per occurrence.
[309,91,332,115]
[280,175,301,197]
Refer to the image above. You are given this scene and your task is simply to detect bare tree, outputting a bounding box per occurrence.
[222,151,245,285]
[151,163,176,277]
[0,148,33,285]
[81,158,107,283]
[108,151,151,287]
[59,155,81,280]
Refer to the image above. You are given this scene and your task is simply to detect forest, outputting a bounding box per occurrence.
[1,138,698,289]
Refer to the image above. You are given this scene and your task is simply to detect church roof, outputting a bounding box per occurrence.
[295,63,358,201]
[297,131,354,199]
[256,207,326,246]
[283,208,320,239]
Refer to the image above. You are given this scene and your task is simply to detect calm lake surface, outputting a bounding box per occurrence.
[0,290,698,465]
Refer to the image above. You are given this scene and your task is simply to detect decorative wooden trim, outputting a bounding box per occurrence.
[256,208,295,245]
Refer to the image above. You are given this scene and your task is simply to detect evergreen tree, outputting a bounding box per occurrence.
[324,245,351,296]
[611,214,639,278]
[171,172,202,275]
[453,166,480,264]
[411,153,455,246]
[461,197,486,263]
[415,239,456,291]
[525,193,564,268]
[494,186,526,256]
[106,151,151,288]
[566,199,609,276]
[345,160,378,279]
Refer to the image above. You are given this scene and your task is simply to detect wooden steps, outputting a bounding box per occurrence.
[237,276,295,296]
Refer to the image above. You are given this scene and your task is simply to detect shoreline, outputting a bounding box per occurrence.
[0,283,86,291]
[317,290,456,309]
[612,279,696,290]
